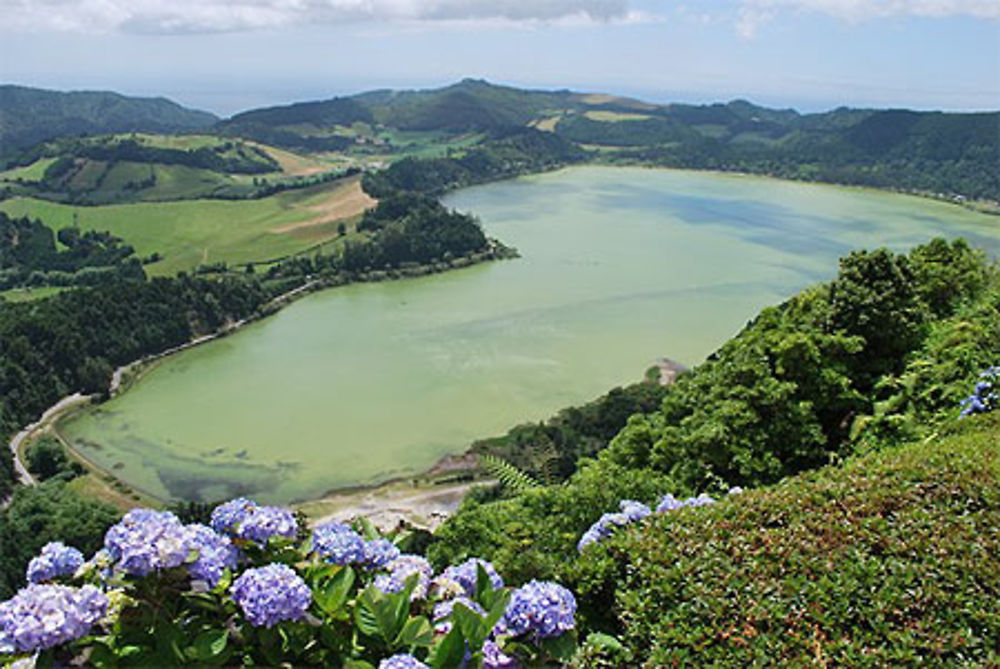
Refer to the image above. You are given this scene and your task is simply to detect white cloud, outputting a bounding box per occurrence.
[736,0,1000,36]
[0,0,652,34]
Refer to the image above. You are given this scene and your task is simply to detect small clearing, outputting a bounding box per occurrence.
[249,142,337,176]
[271,176,376,234]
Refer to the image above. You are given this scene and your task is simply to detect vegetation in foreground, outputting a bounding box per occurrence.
[571,413,1000,664]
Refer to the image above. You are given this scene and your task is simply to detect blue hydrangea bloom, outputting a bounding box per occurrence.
[186,524,240,587]
[0,584,107,654]
[656,492,716,513]
[210,498,259,535]
[235,506,298,545]
[961,367,1000,417]
[432,596,485,634]
[311,522,366,565]
[482,639,517,669]
[26,542,84,584]
[500,580,576,640]
[577,512,630,552]
[619,499,652,522]
[433,558,504,598]
[230,564,311,628]
[379,654,428,669]
[103,509,191,577]
[362,539,400,570]
[375,555,433,600]
[655,493,684,513]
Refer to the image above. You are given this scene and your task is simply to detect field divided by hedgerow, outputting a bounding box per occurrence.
[0,176,372,275]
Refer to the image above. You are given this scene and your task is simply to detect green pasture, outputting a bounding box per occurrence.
[583,110,653,122]
[0,157,57,183]
[0,176,368,276]
[0,286,69,302]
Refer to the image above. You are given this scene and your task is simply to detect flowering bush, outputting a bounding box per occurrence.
[0,499,578,667]
[578,493,723,552]
[960,366,1000,417]
[25,542,84,584]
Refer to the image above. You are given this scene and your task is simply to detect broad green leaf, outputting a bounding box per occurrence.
[541,632,578,663]
[429,627,466,669]
[189,629,228,661]
[394,616,434,649]
[484,590,511,634]
[452,602,488,651]
[315,566,356,618]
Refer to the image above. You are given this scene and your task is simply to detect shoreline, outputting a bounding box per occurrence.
[9,244,511,511]
[582,159,1000,217]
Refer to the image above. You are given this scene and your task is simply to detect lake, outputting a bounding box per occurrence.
[59,167,1000,503]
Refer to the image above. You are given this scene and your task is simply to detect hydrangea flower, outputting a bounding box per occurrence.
[362,539,400,570]
[433,558,504,598]
[432,596,485,634]
[26,542,84,584]
[185,524,240,587]
[210,498,259,535]
[499,580,575,640]
[236,506,298,545]
[311,522,366,565]
[374,555,434,600]
[103,509,191,577]
[960,368,1000,417]
[656,492,715,513]
[379,654,428,669]
[482,639,517,669]
[0,584,107,654]
[618,499,651,522]
[230,564,311,628]
[577,512,630,552]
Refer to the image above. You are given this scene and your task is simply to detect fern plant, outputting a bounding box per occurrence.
[478,454,541,493]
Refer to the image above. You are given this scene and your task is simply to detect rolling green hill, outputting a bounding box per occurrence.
[0,85,217,158]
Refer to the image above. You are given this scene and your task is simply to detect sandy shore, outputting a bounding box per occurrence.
[299,478,494,532]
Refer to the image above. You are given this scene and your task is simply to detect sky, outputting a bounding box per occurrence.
[1,0,998,117]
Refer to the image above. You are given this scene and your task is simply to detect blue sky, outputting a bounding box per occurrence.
[1,1,997,116]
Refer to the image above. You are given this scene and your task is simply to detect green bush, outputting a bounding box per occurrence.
[571,414,1000,665]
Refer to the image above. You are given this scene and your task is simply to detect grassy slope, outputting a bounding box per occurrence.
[0,175,369,275]
[574,413,1000,665]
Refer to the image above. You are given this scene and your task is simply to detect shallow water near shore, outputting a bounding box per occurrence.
[59,166,1000,503]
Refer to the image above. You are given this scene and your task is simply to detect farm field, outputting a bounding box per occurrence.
[0,174,374,275]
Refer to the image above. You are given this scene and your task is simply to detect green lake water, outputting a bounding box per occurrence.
[60,166,1000,503]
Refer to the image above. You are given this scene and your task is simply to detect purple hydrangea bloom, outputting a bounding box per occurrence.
[230,564,311,628]
[26,542,85,584]
[379,654,428,669]
[433,558,504,598]
[960,367,1000,417]
[0,584,107,654]
[235,506,298,545]
[619,500,652,522]
[362,539,400,570]
[210,498,258,535]
[500,580,576,640]
[311,522,366,565]
[656,492,716,513]
[375,555,433,600]
[432,596,486,634]
[185,524,240,587]
[577,512,630,552]
[685,493,716,508]
[482,639,518,669]
[655,493,684,513]
[103,509,191,577]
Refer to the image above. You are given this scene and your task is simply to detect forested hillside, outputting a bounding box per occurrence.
[0,86,217,157]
